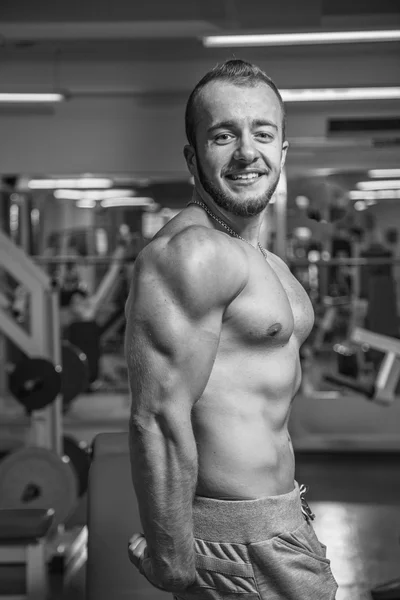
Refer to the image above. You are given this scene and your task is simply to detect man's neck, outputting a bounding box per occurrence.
[191,188,264,248]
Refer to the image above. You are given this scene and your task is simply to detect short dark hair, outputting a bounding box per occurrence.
[185,59,286,147]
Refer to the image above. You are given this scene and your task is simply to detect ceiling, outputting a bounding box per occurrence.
[1,0,399,60]
[0,0,399,192]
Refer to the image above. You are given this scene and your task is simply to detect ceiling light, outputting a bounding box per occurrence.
[100,197,154,208]
[368,169,400,178]
[76,199,97,209]
[54,189,135,200]
[0,93,65,103]
[54,189,82,200]
[309,168,339,176]
[203,29,400,48]
[374,190,400,199]
[357,180,400,190]
[281,87,400,102]
[28,178,113,189]
[349,190,375,200]
[349,189,400,199]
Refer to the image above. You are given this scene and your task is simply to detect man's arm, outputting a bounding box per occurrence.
[124,227,247,591]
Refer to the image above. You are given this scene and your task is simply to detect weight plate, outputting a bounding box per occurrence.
[0,446,78,529]
[9,357,62,411]
[63,435,91,497]
[61,341,90,410]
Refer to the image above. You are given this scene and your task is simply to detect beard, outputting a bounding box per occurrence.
[196,156,280,217]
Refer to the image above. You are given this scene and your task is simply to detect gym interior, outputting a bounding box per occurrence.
[0,2,400,599]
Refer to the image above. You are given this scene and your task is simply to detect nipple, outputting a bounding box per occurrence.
[267,323,282,337]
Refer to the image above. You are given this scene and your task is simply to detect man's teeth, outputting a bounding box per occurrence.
[229,173,261,180]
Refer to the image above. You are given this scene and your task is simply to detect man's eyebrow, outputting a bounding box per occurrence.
[207,120,236,134]
[207,119,278,134]
[252,119,278,130]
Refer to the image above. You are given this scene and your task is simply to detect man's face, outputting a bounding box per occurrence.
[185,81,288,217]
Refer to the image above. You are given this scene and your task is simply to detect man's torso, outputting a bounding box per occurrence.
[145,207,315,499]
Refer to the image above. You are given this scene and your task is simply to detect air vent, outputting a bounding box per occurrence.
[328,118,400,135]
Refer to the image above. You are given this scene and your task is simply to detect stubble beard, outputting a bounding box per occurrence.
[196,157,281,218]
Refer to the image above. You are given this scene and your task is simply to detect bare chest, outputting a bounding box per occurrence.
[224,255,315,347]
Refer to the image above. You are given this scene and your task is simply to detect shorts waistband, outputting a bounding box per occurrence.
[192,481,305,543]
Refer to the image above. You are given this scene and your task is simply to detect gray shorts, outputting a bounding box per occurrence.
[174,482,338,600]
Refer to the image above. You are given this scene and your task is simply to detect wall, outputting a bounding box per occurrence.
[0,46,399,176]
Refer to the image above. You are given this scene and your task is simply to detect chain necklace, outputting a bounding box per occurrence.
[187,199,268,261]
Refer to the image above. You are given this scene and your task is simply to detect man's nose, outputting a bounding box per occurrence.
[233,134,258,162]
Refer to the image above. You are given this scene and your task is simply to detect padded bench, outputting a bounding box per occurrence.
[0,508,54,600]
[87,432,169,599]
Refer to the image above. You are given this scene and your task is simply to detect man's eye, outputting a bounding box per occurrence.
[215,134,233,143]
[256,131,274,141]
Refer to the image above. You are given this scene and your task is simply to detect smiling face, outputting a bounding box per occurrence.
[185,81,288,217]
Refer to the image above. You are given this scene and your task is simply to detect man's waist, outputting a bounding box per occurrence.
[192,482,303,543]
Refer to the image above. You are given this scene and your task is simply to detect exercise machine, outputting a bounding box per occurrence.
[302,327,400,407]
[325,327,400,406]
[0,230,88,598]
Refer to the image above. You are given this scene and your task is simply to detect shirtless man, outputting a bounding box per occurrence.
[125,59,338,599]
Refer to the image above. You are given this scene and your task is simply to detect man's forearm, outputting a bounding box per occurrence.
[129,415,198,589]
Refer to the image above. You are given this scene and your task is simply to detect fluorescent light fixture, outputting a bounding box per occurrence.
[0,93,65,103]
[349,189,400,199]
[309,168,339,176]
[28,178,113,189]
[54,189,135,200]
[357,180,400,190]
[100,197,154,208]
[54,189,82,200]
[349,190,375,200]
[368,169,400,178]
[203,29,400,47]
[374,190,400,199]
[76,199,97,209]
[281,87,400,102]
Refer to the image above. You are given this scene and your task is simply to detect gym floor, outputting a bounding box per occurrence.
[55,449,400,600]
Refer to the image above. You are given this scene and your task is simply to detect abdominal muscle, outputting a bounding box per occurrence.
[192,349,300,500]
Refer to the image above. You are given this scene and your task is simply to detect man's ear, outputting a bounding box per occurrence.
[281,140,289,170]
[184,145,197,176]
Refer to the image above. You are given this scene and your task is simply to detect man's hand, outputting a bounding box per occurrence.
[128,533,169,592]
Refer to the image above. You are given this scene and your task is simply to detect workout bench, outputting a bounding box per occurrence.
[87,432,169,600]
[0,509,54,600]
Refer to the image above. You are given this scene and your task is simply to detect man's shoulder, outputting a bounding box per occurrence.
[135,225,248,303]
[140,224,247,274]
[266,250,290,272]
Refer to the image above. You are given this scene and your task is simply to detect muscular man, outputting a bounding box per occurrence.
[125,59,338,599]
